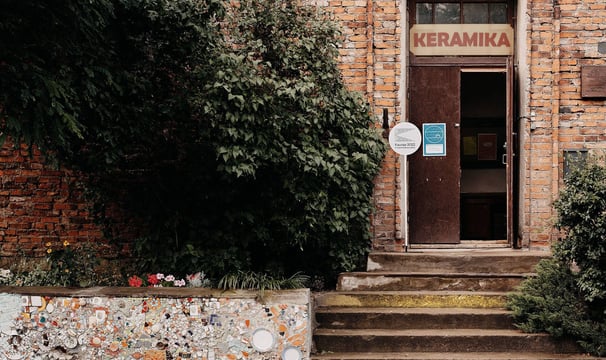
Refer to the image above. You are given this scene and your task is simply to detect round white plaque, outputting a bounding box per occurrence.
[388,122,422,156]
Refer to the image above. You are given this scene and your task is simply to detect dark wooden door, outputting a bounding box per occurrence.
[409,66,461,244]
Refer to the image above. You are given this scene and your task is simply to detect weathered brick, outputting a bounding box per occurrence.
[3,0,602,257]
[0,140,140,261]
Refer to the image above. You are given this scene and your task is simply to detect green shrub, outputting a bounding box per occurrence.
[1,0,385,287]
[508,154,606,356]
[123,0,385,283]
[553,155,606,302]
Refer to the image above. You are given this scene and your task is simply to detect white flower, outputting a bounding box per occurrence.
[0,269,11,281]
[174,279,186,287]
[186,272,202,287]
[165,275,175,282]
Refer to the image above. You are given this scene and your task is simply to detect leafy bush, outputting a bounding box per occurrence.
[128,0,385,283]
[553,155,606,302]
[0,0,223,165]
[508,154,606,356]
[1,0,385,286]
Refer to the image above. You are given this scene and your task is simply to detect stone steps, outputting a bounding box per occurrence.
[312,352,597,359]
[314,328,580,354]
[314,290,508,308]
[366,250,550,274]
[310,249,594,359]
[315,307,514,330]
[337,272,530,291]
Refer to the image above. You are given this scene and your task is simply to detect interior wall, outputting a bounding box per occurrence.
[461,169,507,193]
[460,72,507,194]
[461,72,507,119]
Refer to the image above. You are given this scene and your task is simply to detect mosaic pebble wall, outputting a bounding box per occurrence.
[0,289,310,360]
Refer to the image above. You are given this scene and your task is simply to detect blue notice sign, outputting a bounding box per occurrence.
[423,123,446,156]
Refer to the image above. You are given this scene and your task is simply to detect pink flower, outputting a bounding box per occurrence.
[128,275,143,287]
[147,273,159,285]
[156,273,165,280]
[165,275,175,282]
[174,279,186,287]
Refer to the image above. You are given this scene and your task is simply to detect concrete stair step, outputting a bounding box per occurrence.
[311,352,599,359]
[367,250,550,274]
[337,272,530,292]
[314,291,508,308]
[315,307,514,330]
[311,250,591,359]
[313,329,581,354]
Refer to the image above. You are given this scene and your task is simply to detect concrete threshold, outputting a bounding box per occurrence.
[407,240,511,251]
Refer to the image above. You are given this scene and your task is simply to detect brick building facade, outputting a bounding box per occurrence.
[2,0,606,260]
[324,0,606,251]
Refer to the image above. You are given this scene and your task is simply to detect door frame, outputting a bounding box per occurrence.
[405,58,517,247]
[505,57,516,247]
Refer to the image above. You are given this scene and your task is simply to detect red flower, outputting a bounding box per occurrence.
[147,273,159,285]
[128,275,143,287]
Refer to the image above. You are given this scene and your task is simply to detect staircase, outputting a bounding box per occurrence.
[311,249,595,360]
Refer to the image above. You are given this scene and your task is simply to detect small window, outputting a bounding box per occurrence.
[490,3,508,23]
[415,1,509,24]
[464,3,488,23]
[563,150,588,177]
[436,3,461,23]
[416,3,433,24]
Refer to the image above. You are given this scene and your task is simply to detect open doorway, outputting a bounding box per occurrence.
[460,71,507,240]
[408,66,514,245]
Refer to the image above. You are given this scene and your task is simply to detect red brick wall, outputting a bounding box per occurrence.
[0,141,133,262]
[523,0,606,248]
[323,0,404,251]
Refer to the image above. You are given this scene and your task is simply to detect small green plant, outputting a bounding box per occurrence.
[44,240,97,287]
[508,154,606,356]
[218,271,309,291]
[2,241,125,287]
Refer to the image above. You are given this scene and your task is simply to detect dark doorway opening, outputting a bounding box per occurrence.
[460,71,507,240]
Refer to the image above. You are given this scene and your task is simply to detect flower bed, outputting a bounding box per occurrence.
[0,287,310,360]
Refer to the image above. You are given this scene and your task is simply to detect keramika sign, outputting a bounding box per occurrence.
[410,24,514,56]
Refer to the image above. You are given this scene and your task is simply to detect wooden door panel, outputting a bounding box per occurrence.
[409,67,461,244]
